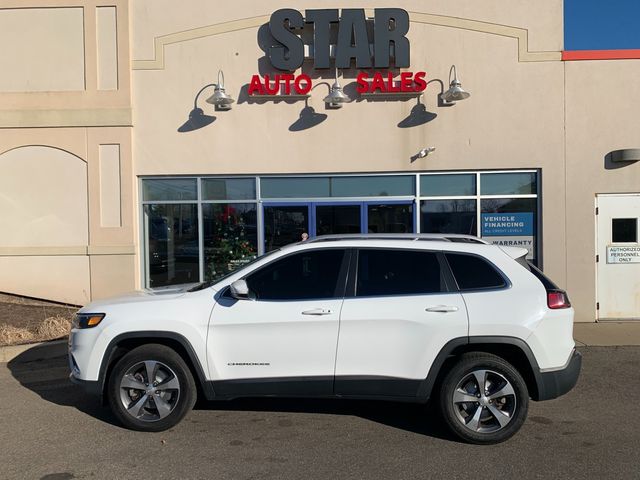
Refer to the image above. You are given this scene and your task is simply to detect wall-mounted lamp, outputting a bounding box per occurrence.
[323,69,351,108]
[206,70,235,110]
[440,65,471,104]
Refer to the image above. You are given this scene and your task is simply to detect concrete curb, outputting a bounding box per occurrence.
[0,338,67,364]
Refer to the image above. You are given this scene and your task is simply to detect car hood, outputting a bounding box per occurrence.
[78,283,198,312]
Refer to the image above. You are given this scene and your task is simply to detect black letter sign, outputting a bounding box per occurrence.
[305,9,339,69]
[335,9,372,69]
[374,8,410,68]
[269,9,305,71]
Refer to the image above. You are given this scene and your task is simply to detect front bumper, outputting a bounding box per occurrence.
[536,349,582,401]
[69,372,102,396]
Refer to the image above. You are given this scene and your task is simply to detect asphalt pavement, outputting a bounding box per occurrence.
[1,343,638,480]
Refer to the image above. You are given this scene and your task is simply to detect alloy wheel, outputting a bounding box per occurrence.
[451,369,517,433]
[118,360,181,422]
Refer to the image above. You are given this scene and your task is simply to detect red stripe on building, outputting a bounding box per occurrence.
[562,49,640,61]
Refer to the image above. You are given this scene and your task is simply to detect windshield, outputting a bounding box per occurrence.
[187,249,281,292]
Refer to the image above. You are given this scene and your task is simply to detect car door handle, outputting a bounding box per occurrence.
[301,308,333,316]
[425,305,459,313]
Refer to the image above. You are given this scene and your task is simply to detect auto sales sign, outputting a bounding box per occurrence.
[248,8,427,97]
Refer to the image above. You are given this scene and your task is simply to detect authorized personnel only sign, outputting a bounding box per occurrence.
[606,245,640,264]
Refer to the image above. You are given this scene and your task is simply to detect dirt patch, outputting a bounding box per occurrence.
[0,295,77,346]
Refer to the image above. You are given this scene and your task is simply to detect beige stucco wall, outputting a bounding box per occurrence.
[565,60,640,322]
[0,7,85,92]
[0,1,134,305]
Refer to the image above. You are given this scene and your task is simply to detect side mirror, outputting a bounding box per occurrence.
[229,279,250,300]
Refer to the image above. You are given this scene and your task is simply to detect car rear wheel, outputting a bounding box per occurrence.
[438,352,529,444]
[107,344,196,432]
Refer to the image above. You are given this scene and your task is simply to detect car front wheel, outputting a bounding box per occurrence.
[107,344,196,432]
[438,352,529,444]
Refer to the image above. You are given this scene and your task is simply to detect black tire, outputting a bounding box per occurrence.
[438,352,529,444]
[107,344,196,432]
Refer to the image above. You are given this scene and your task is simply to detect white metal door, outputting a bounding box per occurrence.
[596,194,640,320]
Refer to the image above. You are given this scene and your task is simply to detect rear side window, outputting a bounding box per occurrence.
[446,253,507,290]
[356,249,445,297]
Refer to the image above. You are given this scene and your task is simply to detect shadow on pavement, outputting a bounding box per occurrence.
[198,397,453,441]
[7,341,453,441]
[6,341,120,427]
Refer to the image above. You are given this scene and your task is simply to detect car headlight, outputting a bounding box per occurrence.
[72,313,106,329]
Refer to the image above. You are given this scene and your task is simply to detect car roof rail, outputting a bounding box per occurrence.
[306,233,488,244]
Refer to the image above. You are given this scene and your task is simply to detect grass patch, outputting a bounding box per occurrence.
[0,315,72,347]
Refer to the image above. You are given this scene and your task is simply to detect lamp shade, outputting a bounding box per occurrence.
[323,69,351,107]
[206,70,235,109]
[441,65,471,103]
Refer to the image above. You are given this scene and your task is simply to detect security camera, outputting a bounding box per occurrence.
[417,147,436,158]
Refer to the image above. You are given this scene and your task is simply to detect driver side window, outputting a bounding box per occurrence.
[246,249,346,301]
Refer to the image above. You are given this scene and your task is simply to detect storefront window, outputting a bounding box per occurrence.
[420,174,476,196]
[144,204,199,287]
[141,171,540,287]
[421,199,477,235]
[481,198,538,262]
[261,177,330,198]
[202,178,256,200]
[203,203,258,281]
[143,178,197,201]
[480,172,537,195]
[331,175,415,197]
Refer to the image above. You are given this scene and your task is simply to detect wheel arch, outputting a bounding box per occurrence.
[98,331,214,402]
[418,336,544,401]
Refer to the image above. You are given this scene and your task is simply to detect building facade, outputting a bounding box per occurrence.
[0,0,639,323]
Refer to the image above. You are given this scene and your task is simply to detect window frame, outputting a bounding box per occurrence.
[241,247,352,302]
[347,247,457,299]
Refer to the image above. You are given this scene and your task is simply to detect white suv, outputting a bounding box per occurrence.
[69,234,581,444]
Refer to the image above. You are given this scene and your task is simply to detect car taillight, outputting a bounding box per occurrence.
[547,290,571,309]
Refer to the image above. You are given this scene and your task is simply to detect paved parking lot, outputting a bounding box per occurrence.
[1,344,638,480]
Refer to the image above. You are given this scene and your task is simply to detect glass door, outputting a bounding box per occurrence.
[263,203,312,252]
[315,203,363,236]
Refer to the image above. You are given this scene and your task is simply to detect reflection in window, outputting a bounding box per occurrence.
[143,179,197,201]
[264,205,310,251]
[316,205,361,235]
[421,200,477,235]
[367,204,413,233]
[480,172,536,195]
[203,203,258,281]
[260,177,330,198]
[144,204,199,287]
[331,176,414,197]
[420,174,476,196]
[202,178,256,200]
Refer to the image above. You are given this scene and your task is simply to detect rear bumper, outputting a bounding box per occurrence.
[536,349,582,401]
